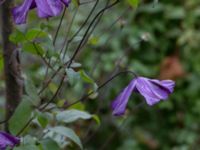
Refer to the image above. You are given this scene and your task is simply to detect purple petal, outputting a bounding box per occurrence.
[12,0,35,24]
[0,131,20,150]
[151,79,175,93]
[135,77,175,106]
[112,79,136,116]
[35,0,63,18]
[61,0,71,6]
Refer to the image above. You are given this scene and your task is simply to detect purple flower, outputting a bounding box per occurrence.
[0,131,20,150]
[12,0,71,24]
[112,77,175,116]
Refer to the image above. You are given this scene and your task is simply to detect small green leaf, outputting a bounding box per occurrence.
[13,145,39,150]
[40,138,60,150]
[0,54,4,72]
[79,70,94,84]
[56,109,93,123]
[9,29,26,44]
[9,99,33,135]
[66,68,80,85]
[22,135,37,145]
[89,36,99,45]
[49,126,83,149]
[37,112,48,128]
[69,102,85,110]
[88,83,99,99]
[71,62,82,68]
[25,29,48,41]
[22,42,45,55]
[48,83,58,93]
[126,0,139,8]
[72,0,80,7]
[25,78,40,106]
[92,115,101,125]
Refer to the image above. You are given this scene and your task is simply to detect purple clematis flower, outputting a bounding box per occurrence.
[0,131,20,150]
[12,0,71,24]
[112,77,175,116]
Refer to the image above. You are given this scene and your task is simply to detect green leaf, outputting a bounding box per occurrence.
[49,126,83,149]
[14,145,39,150]
[56,109,94,123]
[72,0,80,7]
[71,62,82,68]
[126,0,139,8]
[22,42,45,55]
[66,68,80,85]
[9,99,33,135]
[9,29,26,44]
[88,83,99,99]
[40,138,60,150]
[25,29,49,41]
[25,78,40,106]
[0,54,4,72]
[22,135,37,145]
[48,83,58,93]
[89,36,100,45]
[37,112,48,128]
[69,102,85,110]
[92,115,101,125]
[79,70,94,84]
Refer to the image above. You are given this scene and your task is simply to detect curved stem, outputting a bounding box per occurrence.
[62,70,137,109]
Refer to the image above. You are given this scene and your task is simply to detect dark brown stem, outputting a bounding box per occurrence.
[1,1,23,131]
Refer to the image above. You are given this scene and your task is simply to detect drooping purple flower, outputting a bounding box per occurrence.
[0,131,20,150]
[12,0,71,24]
[112,77,175,116]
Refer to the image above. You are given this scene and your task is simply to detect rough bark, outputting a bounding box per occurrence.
[1,0,23,131]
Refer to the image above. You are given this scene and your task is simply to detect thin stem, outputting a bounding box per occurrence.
[53,7,66,46]
[67,0,120,68]
[80,0,110,50]
[38,66,62,95]
[43,8,66,85]
[61,7,78,60]
[39,74,65,111]
[16,117,34,136]
[68,0,99,43]
[61,70,137,109]
[61,0,99,61]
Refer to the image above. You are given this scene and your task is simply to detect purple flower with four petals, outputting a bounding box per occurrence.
[0,131,20,150]
[112,77,175,116]
[12,0,71,24]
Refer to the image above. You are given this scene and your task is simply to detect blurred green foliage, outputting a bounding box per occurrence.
[0,0,200,149]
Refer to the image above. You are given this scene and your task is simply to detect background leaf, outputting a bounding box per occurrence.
[56,109,94,123]
[49,126,83,150]
[9,99,33,135]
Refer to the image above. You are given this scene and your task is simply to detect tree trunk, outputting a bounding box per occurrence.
[1,0,23,131]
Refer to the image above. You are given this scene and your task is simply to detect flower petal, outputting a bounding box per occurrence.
[135,77,175,106]
[151,79,175,93]
[12,0,34,24]
[112,79,136,116]
[35,0,63,18]
[0,132,20,150]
